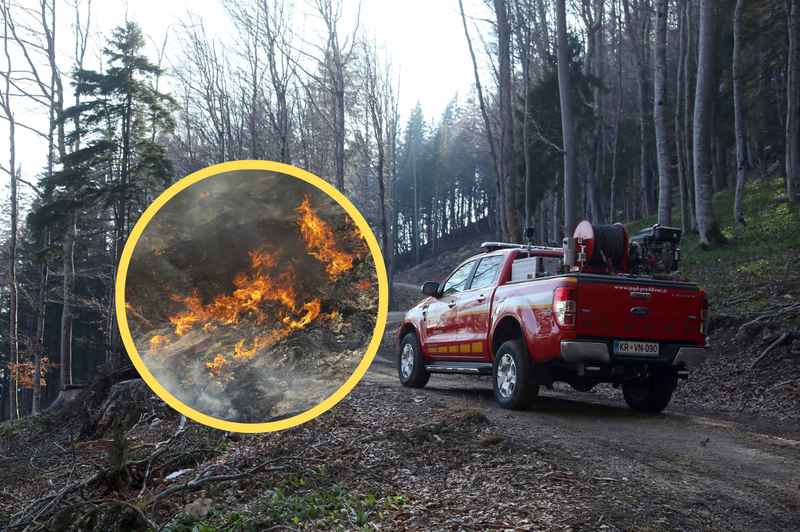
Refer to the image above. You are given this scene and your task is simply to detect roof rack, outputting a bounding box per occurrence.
[480,242,562,253]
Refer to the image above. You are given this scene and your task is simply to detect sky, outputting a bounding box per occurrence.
[1,0,482,203]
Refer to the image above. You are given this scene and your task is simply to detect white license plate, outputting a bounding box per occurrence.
[614,340,659,357]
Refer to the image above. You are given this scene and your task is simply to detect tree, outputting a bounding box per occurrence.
[787,0,800,201]
[306,0,360,192]
[557,0,578,237]
[622,0,654,219]
[0,2,20,419]
[693,0,727,248]
[733,0,747,226]
[654,0,671,226]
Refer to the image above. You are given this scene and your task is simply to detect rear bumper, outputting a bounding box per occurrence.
[560,340,708,367]
[561,341,610,364]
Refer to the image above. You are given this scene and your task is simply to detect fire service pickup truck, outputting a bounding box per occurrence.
[397,221,709,412]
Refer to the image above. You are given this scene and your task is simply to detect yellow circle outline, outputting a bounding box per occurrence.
[116,160,388,433]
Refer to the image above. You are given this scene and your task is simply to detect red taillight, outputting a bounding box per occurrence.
[700,296,709,335]
[554,286,577,329]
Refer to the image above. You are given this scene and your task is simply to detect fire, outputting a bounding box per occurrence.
[160,197,366,371]
[200,192,210,199]
[150,335,171,354]
[355,280,372,291]
[282,298,321,333]
[295,195,354,281]
[169,289,210,337]
[125,301,132,311]
[233,335,274,360]
[152,244,165,256]
[206,354,229,377]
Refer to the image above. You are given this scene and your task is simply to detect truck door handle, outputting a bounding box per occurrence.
[477,295,486,303]
[448,300,457,308]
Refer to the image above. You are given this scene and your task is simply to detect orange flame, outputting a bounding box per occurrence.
[282,298,321,333]
[206,354,229,377]
[233,335,275,360]
[125,301,133,311]
[152,244,165,256]
[295,195,354,281]
[169,289,210,337]
[150,335,171,354]
[200,192,210,199]
[355,280,372,291]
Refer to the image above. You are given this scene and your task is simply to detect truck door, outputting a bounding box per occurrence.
[455,254,504,359]
[423,259,476,358]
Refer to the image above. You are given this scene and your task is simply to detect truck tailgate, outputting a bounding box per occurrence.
[575,276,703,342]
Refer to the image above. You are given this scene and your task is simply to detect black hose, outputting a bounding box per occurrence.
[587,224,626,270]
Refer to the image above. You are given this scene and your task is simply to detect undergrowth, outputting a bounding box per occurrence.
[159,466,407,531]
[625,173,800,316]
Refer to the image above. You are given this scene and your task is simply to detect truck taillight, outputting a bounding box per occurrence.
[700,296,709,335]
[554,286,577,329]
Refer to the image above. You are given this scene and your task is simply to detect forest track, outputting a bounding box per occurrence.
[366,350,800,531]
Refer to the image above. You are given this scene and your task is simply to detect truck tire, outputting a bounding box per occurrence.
[398,332,430,388]
[492,339,539,410]
[622,378,673,413]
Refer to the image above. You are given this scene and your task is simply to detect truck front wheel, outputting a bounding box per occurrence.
[492,340,539,410]
[398,333,430,388]
[622,378,674,413]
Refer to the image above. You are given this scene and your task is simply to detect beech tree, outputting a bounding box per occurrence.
[654,0,671,226]
[693,0,726,248]
[557,0,578,237]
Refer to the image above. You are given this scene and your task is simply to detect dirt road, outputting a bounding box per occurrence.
[367,349,800,531]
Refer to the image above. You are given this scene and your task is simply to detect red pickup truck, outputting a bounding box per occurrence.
[397,222,709,412]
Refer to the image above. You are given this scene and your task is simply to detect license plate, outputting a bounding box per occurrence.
[614,340,659,357]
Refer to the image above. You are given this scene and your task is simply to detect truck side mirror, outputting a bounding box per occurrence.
[421,281,439,297]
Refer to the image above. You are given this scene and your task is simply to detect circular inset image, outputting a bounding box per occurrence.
[117,161,386,432]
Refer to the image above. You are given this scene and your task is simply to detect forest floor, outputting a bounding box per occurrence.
[2,174,799,531]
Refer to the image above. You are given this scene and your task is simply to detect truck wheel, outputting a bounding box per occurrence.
[622,378,673,413]
[492,339,539,410]
[398,333,430,388]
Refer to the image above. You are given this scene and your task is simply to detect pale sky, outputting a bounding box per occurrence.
[1,0,482,205]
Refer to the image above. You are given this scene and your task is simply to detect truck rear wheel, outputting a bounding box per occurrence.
[398,332,430,388]
[622,378,673,413]
[492,339,539,410]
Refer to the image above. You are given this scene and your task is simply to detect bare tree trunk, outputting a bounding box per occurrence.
[684,0,698,231]
[693,0,726,248]
[733,0,747,226]
[495,0,518,241]
[787,0,800,201]
[60,224,75,393]
[557,0,578,237]
[32,236,48,415]
[623,0,653,218]
[611,71,622,223]
[654,0,671,225]
[675,0,690,233]
[515,0,534,228]
[1,7,19,420]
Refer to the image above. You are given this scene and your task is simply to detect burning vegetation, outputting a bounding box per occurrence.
[123,171,379,424]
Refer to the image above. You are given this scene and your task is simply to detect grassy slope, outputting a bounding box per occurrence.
[625,173,800,317]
